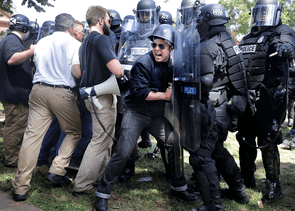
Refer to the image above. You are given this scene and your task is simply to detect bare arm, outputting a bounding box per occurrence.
[71,64,82,79]
[7,44,35,66]
[146,83,172,101]
[106,59,124,78]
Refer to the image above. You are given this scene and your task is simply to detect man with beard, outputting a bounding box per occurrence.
[73,6,124,195]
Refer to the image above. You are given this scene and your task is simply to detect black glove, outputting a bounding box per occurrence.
[229,117,238,133]
[272,84,286,104]
[275,43,295,59]
[227,95,247,117]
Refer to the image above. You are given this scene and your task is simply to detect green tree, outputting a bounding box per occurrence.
[0,0,55,14]
[220,0,295,39]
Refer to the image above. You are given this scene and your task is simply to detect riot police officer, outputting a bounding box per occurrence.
[109,9,122,37]
[237,0,295,203]
[192,3,250,209]
[37,20,54,41]
[23,21,39,50]
[108,9,122,55]
[158,11,174,25]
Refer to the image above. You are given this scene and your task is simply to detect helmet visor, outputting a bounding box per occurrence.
[134,9,158,31]
[177,6,195,26]
[122,18,135,32]
[250,4,280,27]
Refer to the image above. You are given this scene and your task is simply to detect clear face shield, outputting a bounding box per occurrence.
[134,9,158,31]
[196,16,210,40]
[249,4,280,27]
[177,6,195,26]
[121,18,135,33]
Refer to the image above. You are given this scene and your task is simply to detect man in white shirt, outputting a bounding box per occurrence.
[12,13,82,202]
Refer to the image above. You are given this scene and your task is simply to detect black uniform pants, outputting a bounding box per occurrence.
[237,88,286,181]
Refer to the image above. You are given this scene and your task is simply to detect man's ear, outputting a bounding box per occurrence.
[98,17,104,25]
[169,46,174,52]
[68,25,73,35]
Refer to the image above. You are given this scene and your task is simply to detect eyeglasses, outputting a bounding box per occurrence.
[151,42,166,50]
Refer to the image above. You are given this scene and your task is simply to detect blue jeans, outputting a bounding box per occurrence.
[96,107,187,198]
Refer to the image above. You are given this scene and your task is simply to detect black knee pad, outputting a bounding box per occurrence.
[189,154,201,170]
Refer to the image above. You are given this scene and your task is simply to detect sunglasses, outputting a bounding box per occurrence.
[151,42,166,50]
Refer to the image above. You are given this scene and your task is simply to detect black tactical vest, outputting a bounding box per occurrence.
[212,31,248,96]
[239,30,275,90]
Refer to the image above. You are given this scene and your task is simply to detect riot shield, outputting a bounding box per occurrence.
[173,6,201,155]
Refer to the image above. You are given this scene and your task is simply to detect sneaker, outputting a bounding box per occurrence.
[93,197,109,211]
[261,179,283,203]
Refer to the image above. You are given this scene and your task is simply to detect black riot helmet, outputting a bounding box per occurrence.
[41,21,55,36]
[178,0,205,25]
[158,11,174,25]
[134,0,160,24]
[37,20,55,41]
[196,4,230,39]
[108,9,122,26]
[148,24,175,48]
[250,0,282,27]
[29,21,39,39]
[9,14,32,33]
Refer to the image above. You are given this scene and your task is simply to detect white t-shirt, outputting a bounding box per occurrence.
[33,31,81,88]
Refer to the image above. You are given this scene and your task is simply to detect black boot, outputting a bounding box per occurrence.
[169,189,199,202]
[119,167,134,182]
[221,179,250,204]
[188,197,225,211]
[93,197,108,211]
[261,179,283,203]
[241,167,257,189]
[138,130,152,148]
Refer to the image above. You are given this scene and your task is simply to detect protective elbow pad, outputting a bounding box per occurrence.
[201,76,213,94]
[227,95,247,116]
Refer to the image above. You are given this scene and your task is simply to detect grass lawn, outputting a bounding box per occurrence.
[0,117,294,210]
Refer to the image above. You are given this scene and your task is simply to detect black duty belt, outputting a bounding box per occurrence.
[34,82,71,90]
